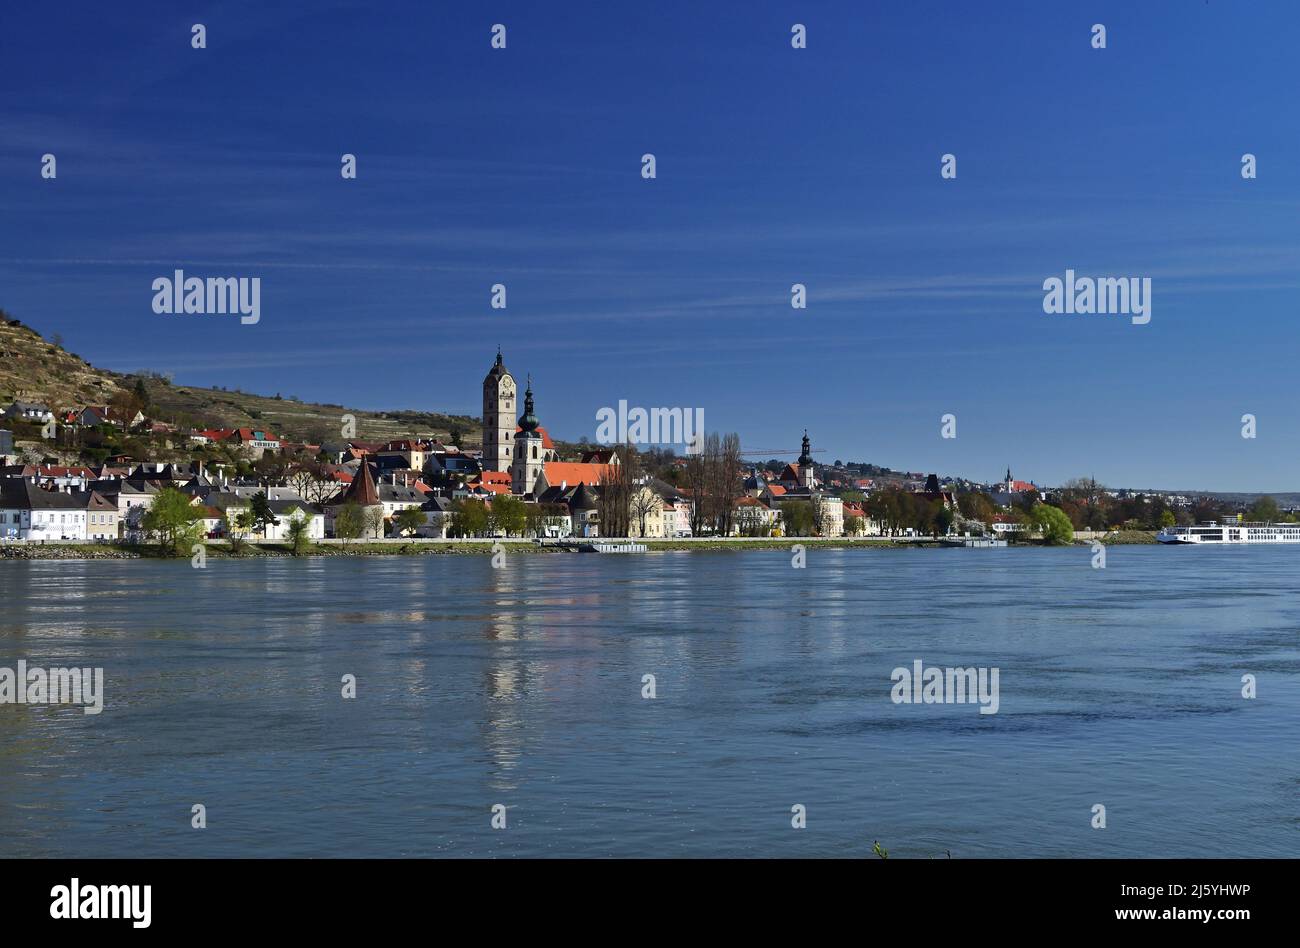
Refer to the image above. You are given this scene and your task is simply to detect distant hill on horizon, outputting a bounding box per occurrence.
[0,311,481,445]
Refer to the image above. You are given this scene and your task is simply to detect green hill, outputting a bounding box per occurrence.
[0,311,480,445]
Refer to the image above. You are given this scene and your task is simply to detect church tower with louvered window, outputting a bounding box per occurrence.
[481,349,516,472]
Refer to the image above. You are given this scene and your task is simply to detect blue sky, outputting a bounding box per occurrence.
[2,1,1298,491]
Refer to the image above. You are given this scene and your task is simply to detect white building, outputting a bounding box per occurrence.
[0,481,87,540]
[3,401,54,424]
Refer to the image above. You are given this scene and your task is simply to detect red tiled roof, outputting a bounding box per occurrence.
[39,465,94,477]
[543,461,615,488]
[230,428,278,442]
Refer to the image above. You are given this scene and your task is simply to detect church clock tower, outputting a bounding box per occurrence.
[798,430,816,490]
[482,349,515,472]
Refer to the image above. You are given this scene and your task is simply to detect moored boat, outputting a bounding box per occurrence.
[1156,520,1300,545]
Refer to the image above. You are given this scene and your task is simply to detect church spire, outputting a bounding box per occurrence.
[798,429,812,466]
[519,374,539,433]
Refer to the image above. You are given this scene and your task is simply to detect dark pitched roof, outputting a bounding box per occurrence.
[0,481,86,510]
[338,459,380,506]
[377,484,423,503]
[570,483,599,511]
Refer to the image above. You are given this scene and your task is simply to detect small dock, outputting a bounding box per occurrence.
[582,541,647,553]
[535,539,648,553]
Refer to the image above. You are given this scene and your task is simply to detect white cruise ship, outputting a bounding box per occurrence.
[1156,521,1300,545]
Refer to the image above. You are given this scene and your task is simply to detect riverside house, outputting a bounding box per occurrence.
[0,480,88,540]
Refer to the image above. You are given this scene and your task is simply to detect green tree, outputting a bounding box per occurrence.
[285,509,313,554]
[1248,495,1280,523]
[249,491,280,538]
[779,500,815,537]
[524,503,546,537]
[394,506,426,537]
[489,494,527,537]
[132,377,151,413]
[141,486,203,555]
[526,502,566,537]
[1030,503,1075,545]
[224,509,255,553]
[1159,509,1177,528]
[450,498,489,537]
[335,503,364,543]
[957,491,998,527]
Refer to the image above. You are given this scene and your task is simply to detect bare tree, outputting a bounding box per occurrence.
[681,431,743,535]
[811,494,831,536]
[685,444,709,535]
[629,482,660,537]
[597,443,640,537]
[286,462,338,505]
[718,432,742,535]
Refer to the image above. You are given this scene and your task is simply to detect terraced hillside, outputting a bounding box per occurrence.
[0,312,480,444]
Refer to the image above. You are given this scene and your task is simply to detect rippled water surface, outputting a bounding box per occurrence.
[0,546,1296,857]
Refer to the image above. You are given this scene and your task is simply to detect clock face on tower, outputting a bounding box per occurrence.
[486,377,515,414]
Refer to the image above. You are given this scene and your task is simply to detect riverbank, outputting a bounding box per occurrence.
[0,532,1159,559]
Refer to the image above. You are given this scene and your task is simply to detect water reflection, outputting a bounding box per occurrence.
[0,548,1294,857]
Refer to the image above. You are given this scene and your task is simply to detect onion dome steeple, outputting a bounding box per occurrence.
[797,430,813,467]
[519,374,540,433]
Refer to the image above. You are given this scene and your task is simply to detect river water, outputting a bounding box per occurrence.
[0,546,1295,857]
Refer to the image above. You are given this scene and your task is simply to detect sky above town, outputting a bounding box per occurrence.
[2,1,1298,491]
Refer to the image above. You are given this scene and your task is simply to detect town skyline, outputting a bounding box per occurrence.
[3,2,1299,490]
[4,319,1299,498]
